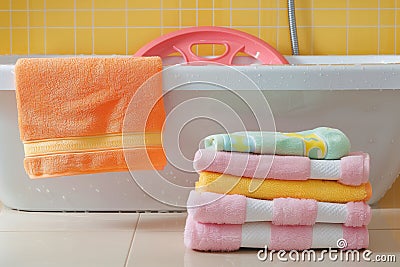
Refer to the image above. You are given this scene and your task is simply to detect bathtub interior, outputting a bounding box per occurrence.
[0,55,399,211]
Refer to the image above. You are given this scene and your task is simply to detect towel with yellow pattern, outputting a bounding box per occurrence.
[195,172,372,203]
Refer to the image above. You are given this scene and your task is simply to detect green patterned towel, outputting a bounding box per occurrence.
[204,127,350,160]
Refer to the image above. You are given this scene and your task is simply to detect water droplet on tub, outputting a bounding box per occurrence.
[62,195,66,200]
[72,187,76,191]
[46,189,50,193]
[391,139,395,144]
[36,188,41,193]
[95,189,100,193]
[369,138,375,143]
[257,73,261,77]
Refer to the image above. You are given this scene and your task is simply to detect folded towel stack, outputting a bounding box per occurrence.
[184,127,372,252]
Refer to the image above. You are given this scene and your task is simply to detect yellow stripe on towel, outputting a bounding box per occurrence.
[195,171,372,203]
[24,132,162,157]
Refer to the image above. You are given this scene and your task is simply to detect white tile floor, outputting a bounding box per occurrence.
[0,205,399,267]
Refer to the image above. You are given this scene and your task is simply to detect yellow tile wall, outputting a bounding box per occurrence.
[0,0,399,56]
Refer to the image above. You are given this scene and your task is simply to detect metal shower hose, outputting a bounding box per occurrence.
[287,0,299,55]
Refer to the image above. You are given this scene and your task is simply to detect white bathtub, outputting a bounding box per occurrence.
[0,55,399,211]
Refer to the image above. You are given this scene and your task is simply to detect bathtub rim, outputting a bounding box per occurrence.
[1,55,400,91]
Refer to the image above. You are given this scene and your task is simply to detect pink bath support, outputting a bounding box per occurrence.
[193,149,370,186]
[134,26,289,65]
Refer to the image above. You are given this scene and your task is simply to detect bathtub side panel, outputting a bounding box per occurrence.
[0,91,184,211]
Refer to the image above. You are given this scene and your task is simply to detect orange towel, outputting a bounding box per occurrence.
[15,57,166,178]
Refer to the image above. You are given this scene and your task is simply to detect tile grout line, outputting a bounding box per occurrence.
[74,0,76,55]
[311,0,314,55]
[346,0,349,55]
[276,0,279,52]
[91,0,94,55]
[125,0,128,55]
[27,0,30,55]
[1,7,394,11]
[258,0,261,39]
[1,25,390,30]
[123,213,140,267]
[212,0,214,55]
[378,0,381,54]
[196,0,198,55]
[44,0,46,54]
[395,0,397,54]
[9,0,12,55]
[229,0,232,28]
[179,0,182,30]
[160,0,163,36]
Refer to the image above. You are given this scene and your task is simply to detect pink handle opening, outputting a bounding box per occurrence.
[134,26,288,65]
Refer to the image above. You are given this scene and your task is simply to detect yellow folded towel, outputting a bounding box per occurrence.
[195,172,372,203]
